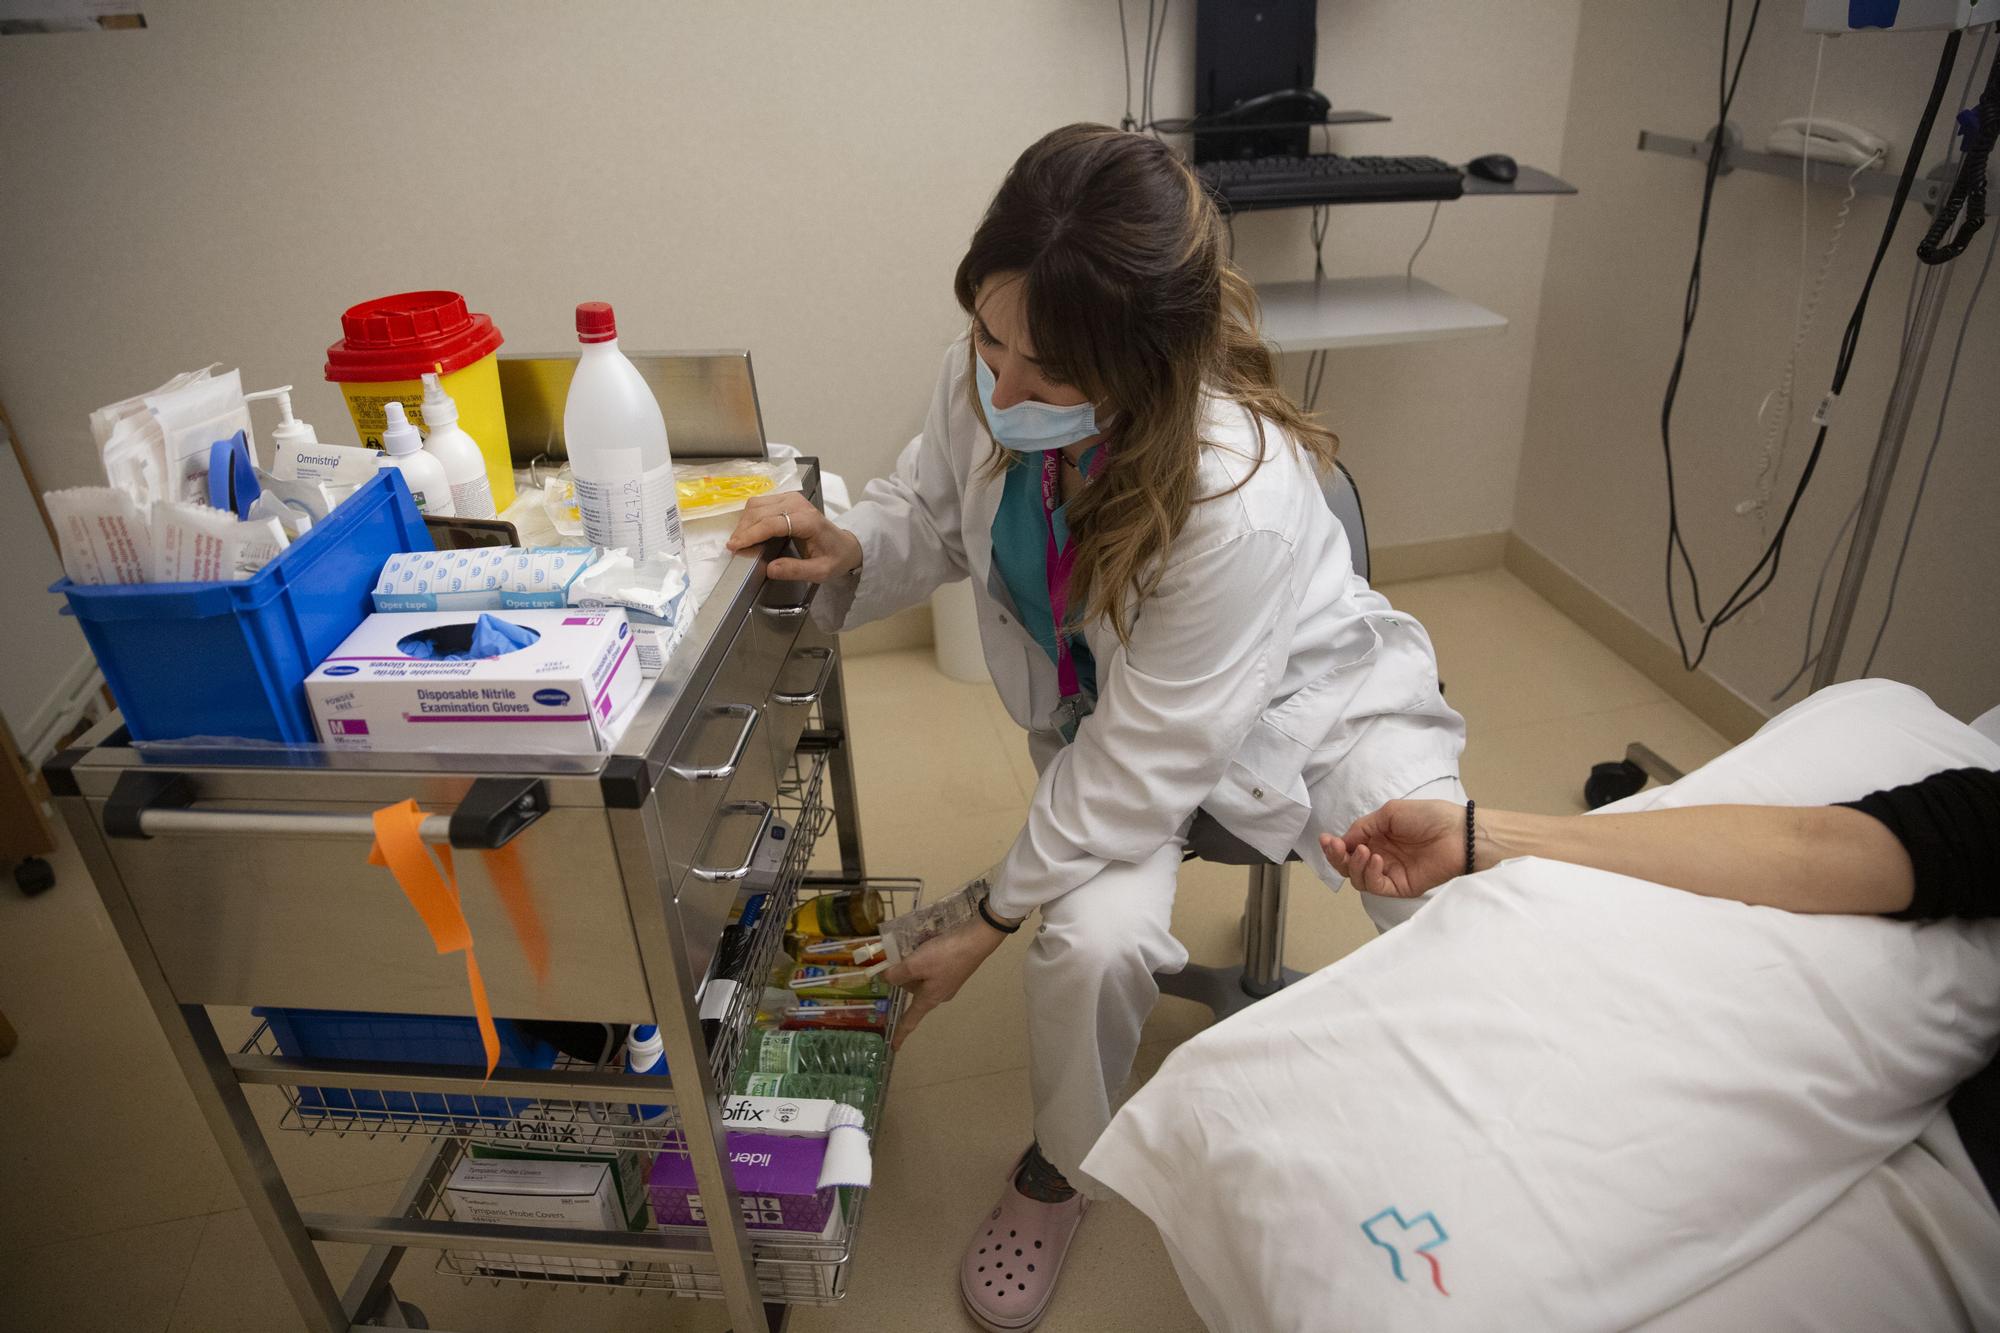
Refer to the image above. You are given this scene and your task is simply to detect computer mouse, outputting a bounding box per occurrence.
[1467,153,1518,183]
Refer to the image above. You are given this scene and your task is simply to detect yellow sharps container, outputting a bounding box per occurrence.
[323,290,516,510]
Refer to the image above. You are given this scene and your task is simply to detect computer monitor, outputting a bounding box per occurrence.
[1192,0,1319,163]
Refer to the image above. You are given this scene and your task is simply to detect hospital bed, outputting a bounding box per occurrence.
[1087,679,2000,1332]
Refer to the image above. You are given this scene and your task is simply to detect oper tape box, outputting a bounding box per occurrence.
[306,608,642,754]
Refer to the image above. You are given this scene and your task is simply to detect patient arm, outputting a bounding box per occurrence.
[1325,799,1916,915]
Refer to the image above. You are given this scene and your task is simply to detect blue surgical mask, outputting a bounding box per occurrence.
[974,353,1103,454]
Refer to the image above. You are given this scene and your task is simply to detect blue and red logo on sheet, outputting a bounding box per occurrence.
[1362,1207,1450,1295]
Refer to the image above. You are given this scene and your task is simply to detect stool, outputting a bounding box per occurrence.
[1159,812,1305,1021]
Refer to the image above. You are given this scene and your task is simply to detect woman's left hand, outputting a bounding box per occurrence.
[879,915,1010,1051]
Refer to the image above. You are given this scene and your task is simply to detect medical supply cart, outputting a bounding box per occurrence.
[46,460,912,1333]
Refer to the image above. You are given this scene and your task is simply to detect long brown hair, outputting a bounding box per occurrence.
[954,123,1338,645]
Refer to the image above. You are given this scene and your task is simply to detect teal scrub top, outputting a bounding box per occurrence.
[990,452,1098,706]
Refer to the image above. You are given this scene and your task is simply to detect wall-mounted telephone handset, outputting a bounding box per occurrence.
[1765,117,1889,168]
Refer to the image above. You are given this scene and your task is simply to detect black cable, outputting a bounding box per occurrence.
[1146,0,1171,139]
[1918,37,1997,262]
[1684,28,1963,670]
[1118,0,1137,130]
[1657,0,1766,667]
[1142,0,1157,132]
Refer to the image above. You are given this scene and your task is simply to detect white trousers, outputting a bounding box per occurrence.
[1022,746,1464,1181]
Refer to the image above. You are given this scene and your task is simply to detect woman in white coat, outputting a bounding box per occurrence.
[727,124,1465,1332]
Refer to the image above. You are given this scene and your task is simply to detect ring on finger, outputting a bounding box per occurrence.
[783,510,795,538]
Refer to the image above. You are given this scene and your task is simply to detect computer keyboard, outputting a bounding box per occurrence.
[1195,154,1465,209]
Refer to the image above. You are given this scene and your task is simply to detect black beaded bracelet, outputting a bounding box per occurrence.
[977,894,1022,935]
[1464,799,1477,878]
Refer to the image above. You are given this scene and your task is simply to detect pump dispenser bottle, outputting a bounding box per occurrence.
[377,400,455,515]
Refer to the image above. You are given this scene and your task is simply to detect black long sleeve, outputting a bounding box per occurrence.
[1839,767,2000,1206]
[1837,768,2000,920]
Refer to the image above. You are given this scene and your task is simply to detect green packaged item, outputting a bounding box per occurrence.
[730,1069,881,1130]
[742,1027,886,1080]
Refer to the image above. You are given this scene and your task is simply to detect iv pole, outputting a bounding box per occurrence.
[1808,252,1959,690]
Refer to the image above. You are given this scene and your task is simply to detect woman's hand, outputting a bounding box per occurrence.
[726,493,864,584]
[1320,799,1469,899]
[878,913,1010,1051]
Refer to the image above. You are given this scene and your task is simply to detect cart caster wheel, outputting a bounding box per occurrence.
[397,1302,428,1329]
[14,857,54,896]
[1584,759,1647,810]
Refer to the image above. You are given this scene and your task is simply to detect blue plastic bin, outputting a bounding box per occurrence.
[255,1007,557,1127]
[54,470,432,743]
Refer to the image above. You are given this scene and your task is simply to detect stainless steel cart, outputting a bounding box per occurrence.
[46,460,909,1333]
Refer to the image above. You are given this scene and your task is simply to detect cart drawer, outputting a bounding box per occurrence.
[765,617,836,778]
[94,800,653,1020]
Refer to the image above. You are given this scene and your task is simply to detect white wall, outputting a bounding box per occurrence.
[0,0,1579,556]
[1517,2,2000,722]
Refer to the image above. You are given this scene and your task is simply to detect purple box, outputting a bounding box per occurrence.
[647,1132,835,1233]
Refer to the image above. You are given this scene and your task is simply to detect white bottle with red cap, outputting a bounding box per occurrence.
[563,302,684,562]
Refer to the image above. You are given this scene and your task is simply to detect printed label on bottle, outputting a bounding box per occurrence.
[575,450,683,559]
[740,1073,785,1096]
[753,1031,796,1073]
[450,472,497,519]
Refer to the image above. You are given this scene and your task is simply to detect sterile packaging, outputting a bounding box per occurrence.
[442,1156,627,1280]
[150,502,262,583]
[44,487,154,585]
[148,368,254,507]
[252,468,333,532]
[372,547,597,612]
[275,439,379,503]
[878,874,986,965]
[93,366,216,506]
[650,1209,845,1299]
[305,608,642,754]
[568,548,691,677]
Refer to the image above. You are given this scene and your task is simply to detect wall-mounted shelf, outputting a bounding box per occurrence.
[1636,127,1950,210]
[1256,275,1507,353]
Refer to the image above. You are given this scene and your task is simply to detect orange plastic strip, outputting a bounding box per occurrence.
[367,800,499,1076]
[481,843,550,987]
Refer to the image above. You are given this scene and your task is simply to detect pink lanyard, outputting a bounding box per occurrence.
[1040,450,1086,701]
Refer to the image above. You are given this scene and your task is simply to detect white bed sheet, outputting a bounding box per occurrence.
[1084,680,2000,1331]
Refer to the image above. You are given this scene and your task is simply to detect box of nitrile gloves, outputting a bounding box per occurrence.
[305,608,640,753]
[646,1132,837,1233]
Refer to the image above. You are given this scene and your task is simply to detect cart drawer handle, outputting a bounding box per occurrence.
[771,646,837,707]
[690,800,775,882]
[667,703,759,781]
[756,582,815,619]
[102,770,549,850]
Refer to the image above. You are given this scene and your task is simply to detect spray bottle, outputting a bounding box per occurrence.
[419,372,498,519]
[377,400,455,515]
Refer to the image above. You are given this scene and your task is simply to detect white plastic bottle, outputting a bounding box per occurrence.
[563,301,684,561]
[418,373,498,518]
[624,1024,670,1122]
[377,400,455,516]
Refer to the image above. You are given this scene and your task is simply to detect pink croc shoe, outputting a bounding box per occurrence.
[960,1150,1089,1332]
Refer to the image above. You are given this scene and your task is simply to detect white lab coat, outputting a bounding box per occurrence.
[814,341,1464,918]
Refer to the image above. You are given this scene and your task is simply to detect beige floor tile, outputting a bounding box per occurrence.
[1460,699,1734,817]
[838,649,1027,822]
[0,937,237,1247]
[1381,570,1665,731]
[0,1215,204,1333]
[792,1066,1204,1333]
